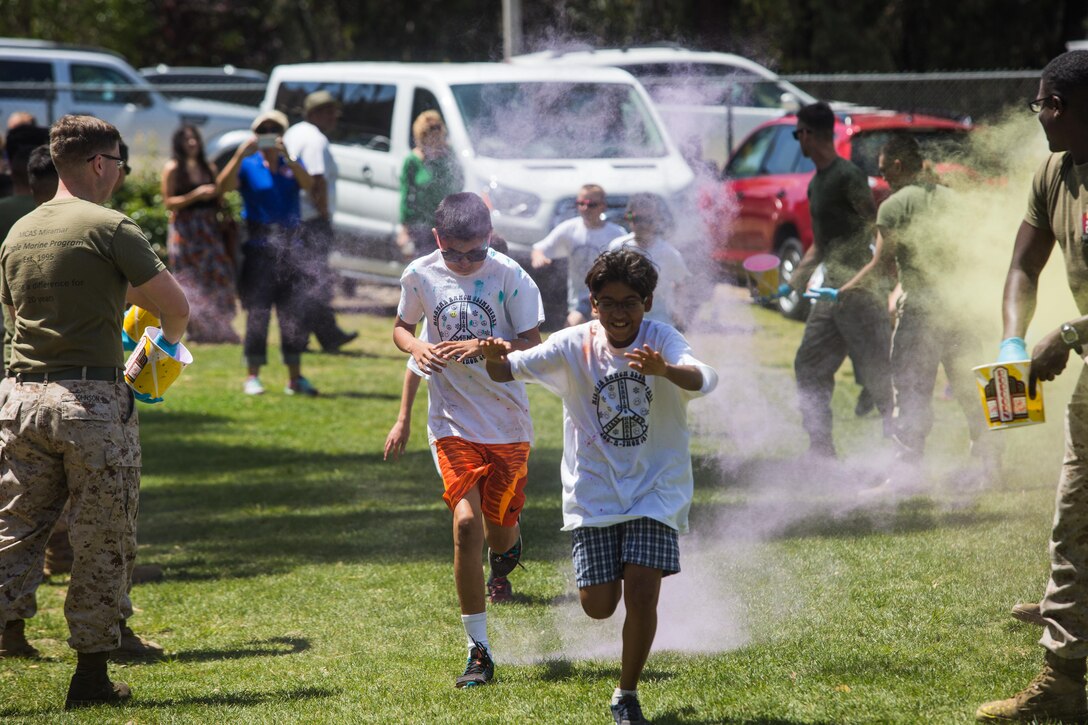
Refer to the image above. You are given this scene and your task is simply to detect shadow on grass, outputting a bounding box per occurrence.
[657,712,837,725]
[537,658,673,684]
[168,636,309,663]
[0,685,334,719]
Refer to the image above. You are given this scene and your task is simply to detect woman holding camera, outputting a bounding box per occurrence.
[162,124,240,344]
[217,110,317,396]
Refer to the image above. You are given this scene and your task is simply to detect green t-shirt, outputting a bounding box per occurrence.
[807,156,875,286]
[876,182,954,294]
[0,194,36,369]
[0,197,165,373]
[399,151,464,226]
[1025,152,1088,314]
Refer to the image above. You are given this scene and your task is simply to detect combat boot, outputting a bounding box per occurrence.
[976,651,1088,722]
[0,619,39,658]
[112,619,164,660]
[64,651,131,709]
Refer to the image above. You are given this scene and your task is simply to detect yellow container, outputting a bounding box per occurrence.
[742,253,780,298]
[973,360,1045,431]
[123,305,160,348]
[123,326,193,399]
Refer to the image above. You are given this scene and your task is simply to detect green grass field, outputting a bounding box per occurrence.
[0,292,1078,724]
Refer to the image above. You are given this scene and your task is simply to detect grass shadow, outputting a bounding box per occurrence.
[537,658,673,684]
[168,636,310,663]
[136,684,335,708]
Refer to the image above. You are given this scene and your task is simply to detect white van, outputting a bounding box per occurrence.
[213,62,694,287]
[513,46,818,170]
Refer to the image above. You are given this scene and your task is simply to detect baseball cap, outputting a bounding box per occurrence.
[304,90,339,115]
[250,110,289,132]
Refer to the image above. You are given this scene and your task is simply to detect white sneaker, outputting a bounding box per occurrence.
[244,376,265,395]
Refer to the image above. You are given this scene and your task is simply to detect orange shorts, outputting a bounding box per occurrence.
[433,437,530,527]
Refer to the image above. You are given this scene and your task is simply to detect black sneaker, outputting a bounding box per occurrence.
[611,693,650,724]
[455,640,494,688]
[487,574,513,603]
[488,535,523,579]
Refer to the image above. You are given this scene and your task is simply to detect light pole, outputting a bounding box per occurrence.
[502,0,523,60]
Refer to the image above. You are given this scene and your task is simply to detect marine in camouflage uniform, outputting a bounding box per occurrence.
[0,115,188,710]
[977,52,1088,723]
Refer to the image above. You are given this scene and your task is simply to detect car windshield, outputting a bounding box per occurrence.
[851,129,970,177]
[617,62,816,109]
[450,81,667,159]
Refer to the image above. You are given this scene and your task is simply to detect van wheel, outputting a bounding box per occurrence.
[776,237,811,321]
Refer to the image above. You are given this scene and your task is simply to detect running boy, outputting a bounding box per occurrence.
[531,183,626,327]
[393,193,543,687]
[480,249,718,724]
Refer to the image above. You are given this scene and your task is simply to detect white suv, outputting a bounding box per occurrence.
[222,61,695,288]
[513,45,818,169]
[0,38,256,169]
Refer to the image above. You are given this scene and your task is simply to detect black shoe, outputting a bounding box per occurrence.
[854,388,875,417]
[455,641,494,688]
[321,331,358,353]
[0,619,39,658]
[65,668,131,709]
[487,574,513,603]
[488,535,523,579]
[611,693,650,724]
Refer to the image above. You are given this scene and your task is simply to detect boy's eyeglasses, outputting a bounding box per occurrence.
[1028,95,1061,113]
[86,153,125,169]
[625,213,650,223]
[576,200,603,209]
[594,297,644,313]
[440,244,490,264]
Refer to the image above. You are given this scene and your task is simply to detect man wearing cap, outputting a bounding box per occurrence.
[0,115,189,708]
[284,90,356,353]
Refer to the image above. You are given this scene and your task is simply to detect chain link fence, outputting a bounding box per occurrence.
[783,70,1041,122]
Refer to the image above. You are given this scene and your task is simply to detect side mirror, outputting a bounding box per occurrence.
[780,92,801,114]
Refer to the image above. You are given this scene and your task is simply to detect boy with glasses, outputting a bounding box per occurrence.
[608,193,691,329]
[480,248,718,725]
[531,183,626,327]
[393,192,543,688]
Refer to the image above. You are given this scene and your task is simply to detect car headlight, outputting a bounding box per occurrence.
[485,180,540,218]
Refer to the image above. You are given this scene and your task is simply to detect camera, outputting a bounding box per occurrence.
[257,133,278,150]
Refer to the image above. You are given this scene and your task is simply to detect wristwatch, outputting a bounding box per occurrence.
[1061,323,1084,355]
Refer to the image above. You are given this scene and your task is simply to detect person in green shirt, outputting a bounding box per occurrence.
[396,110,464,260]
[780,101,892,459]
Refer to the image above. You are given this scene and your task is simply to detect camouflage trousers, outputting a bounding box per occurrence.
[0,379,140,653]
[1042,366,1088,657]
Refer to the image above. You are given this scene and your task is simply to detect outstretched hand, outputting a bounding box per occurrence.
[479,337,512,362]
[803,287,839,302]
[624,344,667,377]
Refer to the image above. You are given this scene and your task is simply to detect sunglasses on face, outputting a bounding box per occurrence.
[440,243,490,264]
[791,127,812,140]
[576,200,603,209]
[594,297,644,313]
[86,152,125,169]
[1028,95,1061,113]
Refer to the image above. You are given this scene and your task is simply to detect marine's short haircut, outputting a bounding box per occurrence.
[585,248,659,300]
[49,114,121,170]
[1042,51,1088,97]
[434,192,492,241]
[881,134,924,175]
[796,101,835,138]
[27,144,57,195]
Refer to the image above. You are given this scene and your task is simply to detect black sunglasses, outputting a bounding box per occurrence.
[791,128,812,140]
[1028,95,1062,113]
[441,243,490,264]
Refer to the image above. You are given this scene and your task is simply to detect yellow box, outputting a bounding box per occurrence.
[123,326,193,399]
[742,253,780,299]
[973,360,1045,431]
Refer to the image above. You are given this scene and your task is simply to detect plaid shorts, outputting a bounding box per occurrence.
[570,517,680,588]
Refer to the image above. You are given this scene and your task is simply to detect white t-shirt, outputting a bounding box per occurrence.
[533,217,627,312]
[398,249,544,444]
[507,319,718,532]
[284,120,337,221]
[607,234,691,325]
